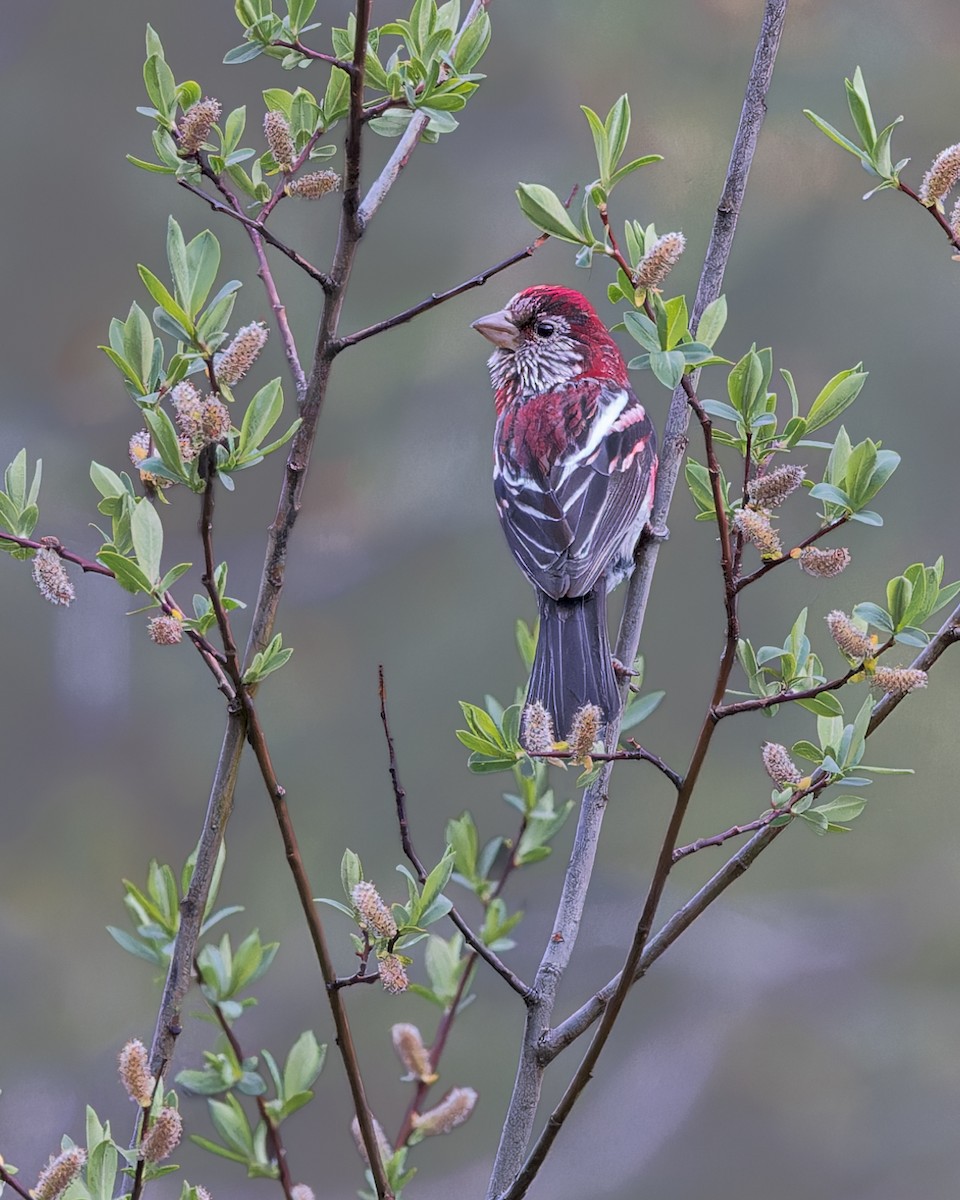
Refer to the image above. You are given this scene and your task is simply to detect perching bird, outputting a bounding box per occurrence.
[473,285,658,750]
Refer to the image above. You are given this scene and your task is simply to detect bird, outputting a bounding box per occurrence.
[472,285,658,752]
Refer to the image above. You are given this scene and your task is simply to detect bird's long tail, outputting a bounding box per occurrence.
[523,588,619,750]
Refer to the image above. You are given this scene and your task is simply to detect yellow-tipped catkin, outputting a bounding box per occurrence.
[140,1107,183,1162]
[178,98,222,154]
[119,1038,154,1106]
[286,170,341,200]
[171,381,205,441]
[264,110,295,170]
[129,430,174,490]
[200,397,232,441]
[872,666,928,697]
[747,464,806,509]
[762,741,802,789]
[290,1186,314,1200]
[633,232,686,290]
[350,1116,392,1166]
[411,1087,478,1136]
[351,881,398,940]
[215,323,268,385]
[919,143,960,206]
[378,953,409,995]
[797,545,851,577]
[567,703,601,759]
[33,1148,86,1200]
[735,508,782,558]
[32,547,75,607]
[521,701,555,754]
[826,610,873,661]
[148,614,184,646]
[392,1023,437,1083]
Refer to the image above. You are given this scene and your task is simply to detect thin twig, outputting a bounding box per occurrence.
[672,816,770,860]
[487,4,790,1195]
[0,1165,34,1200]
[897,181,960,251]
[525,745,682,789]
[736,515,849,590]
[378,667,531,998]
[332,233,550,353]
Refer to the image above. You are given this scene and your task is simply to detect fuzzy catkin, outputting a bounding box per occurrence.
[826,610,873,661]
[412,1087,478,1136]
[747,464,805,509]
[351,881,398,940]
[919,143,960,205]
[735,508,782,558]
[179,98,221,154]
[797,545,851,578]
[119,1038,154,1105]
[392,1023,436,1083]
[32,547,75,606]
[872,666,928,697]
[33,1148,86,1200]
[522,701,555,754]
[633,232,685,289]
[762,741,802,789]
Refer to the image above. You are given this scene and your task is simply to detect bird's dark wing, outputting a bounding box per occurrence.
[494,378,657,600]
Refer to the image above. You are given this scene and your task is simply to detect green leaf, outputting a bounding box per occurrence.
[607,154,662,188]
[805,367,867,433]
[844,67,877,152]
[138,265,193,331]
[166,217,190,310]
[808,482,852,510]
[144,53,177,121]
[622,309,662,352]
[803,109,870,163]
[340,849,362,902]
[453,9,491,72]
[224,42,265,65]
[696,295,727,347]
[185,230,222,318]
[130,499,164,584]
[144,408,187,481]
[797,691,844,717]
[87,1139,119,1200]
[886,575,913,628]
[97,550,154,595]
[851,601,893,632]
[446,813,479,881]
[515,184,586,244]
[619,690,664,732]
[648,349,686,390]
[283,1030,324,1097]
[238,379,284,458]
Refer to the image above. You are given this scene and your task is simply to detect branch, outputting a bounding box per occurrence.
[898,180,960,251]
[487,4,790,1195]
[0,1165,34,1200]
[526,744,682,790]
[332,233,550,353]
[542,595,960,1062]
[736,516,849,590]
[378,667,531,998]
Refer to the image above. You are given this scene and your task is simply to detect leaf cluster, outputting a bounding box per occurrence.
[0,451,41,559]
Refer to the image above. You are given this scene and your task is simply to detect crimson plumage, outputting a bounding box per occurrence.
[473,285,658,749]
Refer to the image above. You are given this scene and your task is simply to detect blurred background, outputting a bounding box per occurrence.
[3,1,960,1197]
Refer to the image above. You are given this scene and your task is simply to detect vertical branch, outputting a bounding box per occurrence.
[486,3,790,1196]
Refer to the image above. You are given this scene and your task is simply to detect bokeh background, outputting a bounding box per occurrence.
[3,1,960,1197]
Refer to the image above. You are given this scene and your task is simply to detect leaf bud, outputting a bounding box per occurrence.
[521,700,556,754]
[140,1107,183,1162]
[351,881,398,940]
[215,323,268,386]
[734,508,782,558]
[411,1086,478,1136]
[286,170,341,200]
[119,1038,155,1106]
[33,1148,86,1200]
[872,665,928,697]
[32,546,75,607]
[762,741,802,789]
[391,1023,437,1084]
[632,232,685,289]
[178,98,222,155]
[796,545,851,577]
[919,143,960,208]
[264,110,296,171]
[378,952,409,995]
[747,464,805,509]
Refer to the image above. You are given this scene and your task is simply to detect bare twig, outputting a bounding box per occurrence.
[0,1165,35,1200]
[897,181,960,251]
[378,667,531,998]
[487,4,790,1195]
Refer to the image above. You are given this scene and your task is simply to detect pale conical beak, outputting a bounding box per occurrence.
[471,309,520,351]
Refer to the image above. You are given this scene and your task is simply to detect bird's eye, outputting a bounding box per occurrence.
[535,321,556,338]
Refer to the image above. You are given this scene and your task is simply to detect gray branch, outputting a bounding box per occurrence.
[485,3,790,1195]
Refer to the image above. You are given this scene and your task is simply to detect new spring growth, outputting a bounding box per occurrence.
[33,1148,86,1200]
[522,701,556,754]
[872,665,928,697]
[567,703,601,765]
[378,952,409,995]
[119,1038,154,1106]
[918,143,960,209]
[350,1115,392,1167]
[264,110,295,171]
[286,170,341,200]
[762,741,802,789]
[632,232,685,290]
[215,323,269,386]
[796,545,851,577]
[735,508,782,559]
[351,880,398,940]
[826,610,874,662]
[140,1107,183,1162]
[32,546,75,607]
[392,1023,438,1084]
[747,464,806,509]
[178,98,222,155]
[411,1087,478,1136]
[148,613,184,646]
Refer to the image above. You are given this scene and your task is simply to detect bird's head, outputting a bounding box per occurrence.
[472,285,628,406]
